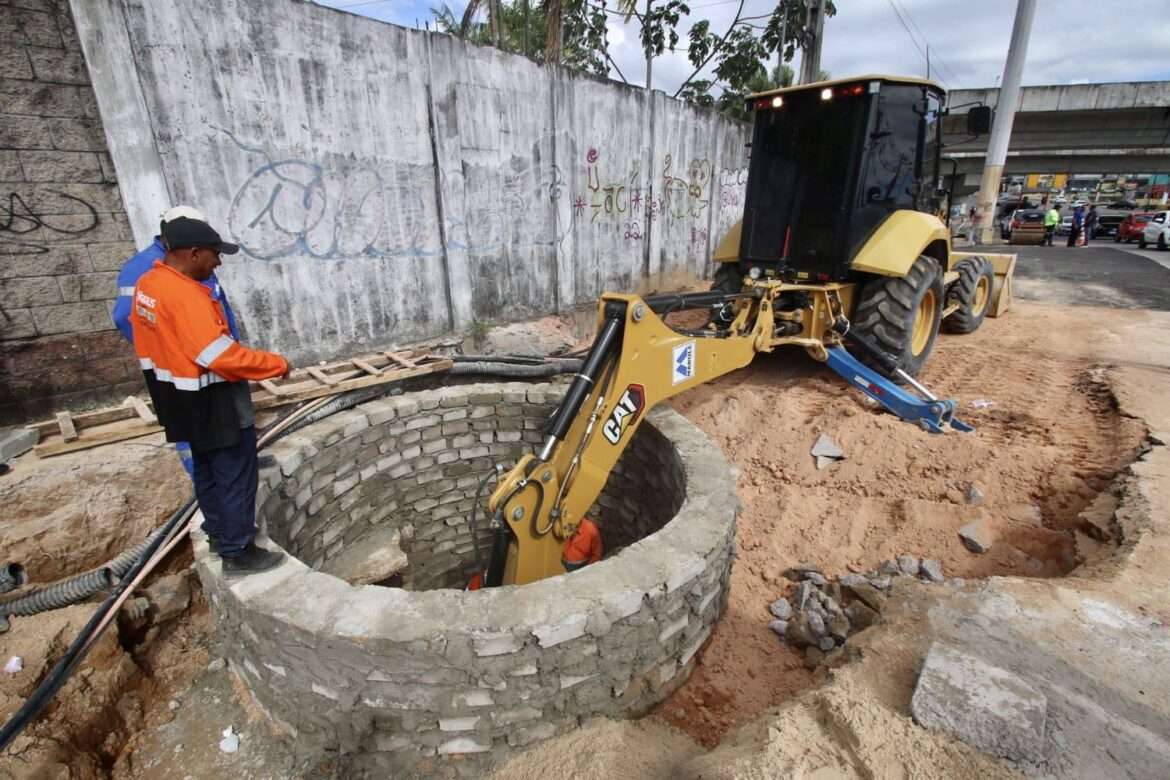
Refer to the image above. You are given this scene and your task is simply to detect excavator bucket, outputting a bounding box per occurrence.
[954,251,1016,317]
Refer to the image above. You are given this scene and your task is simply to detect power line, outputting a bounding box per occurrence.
[332,0,393,10]
[883,0,951,89]
[888,0,962,86]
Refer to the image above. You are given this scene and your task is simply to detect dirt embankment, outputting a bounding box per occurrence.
[655,304,1145,745]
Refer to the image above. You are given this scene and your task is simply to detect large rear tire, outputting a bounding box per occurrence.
[851,255,943,379]
[709,263,744,328]
[943,256,995,334]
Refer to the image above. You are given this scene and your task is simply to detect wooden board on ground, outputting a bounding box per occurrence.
[31,349,453,458]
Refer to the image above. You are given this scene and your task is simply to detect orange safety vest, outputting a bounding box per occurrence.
[562,518,604,567]
[131,261,287,450]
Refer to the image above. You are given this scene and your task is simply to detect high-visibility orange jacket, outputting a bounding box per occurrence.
[562,518,604,567]
[131,261,287,451]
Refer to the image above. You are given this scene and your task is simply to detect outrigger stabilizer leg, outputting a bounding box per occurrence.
[825,325,973,434]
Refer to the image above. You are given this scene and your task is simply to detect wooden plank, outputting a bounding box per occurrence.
[351,357,383,376]
[259,379,286,396]
[385,351,417,369]
[55,412,77,442]
[306,366,340,386]
[252,359,452,409]
[123,395,157,424]
[35,422,162,458]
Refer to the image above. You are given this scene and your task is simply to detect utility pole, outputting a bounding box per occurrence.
[644,0,653,92]
[974,0,1036,244]
[798,0,825,85]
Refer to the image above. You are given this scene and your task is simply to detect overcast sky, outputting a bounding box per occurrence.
[315,0,1170,96]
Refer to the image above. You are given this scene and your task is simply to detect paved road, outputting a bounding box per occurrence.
[1007,242,1170,311]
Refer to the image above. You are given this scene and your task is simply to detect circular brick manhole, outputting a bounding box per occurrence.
[193,382,737,774]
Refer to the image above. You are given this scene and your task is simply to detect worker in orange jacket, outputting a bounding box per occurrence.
[561,517,604,572]
[131,216,289,576]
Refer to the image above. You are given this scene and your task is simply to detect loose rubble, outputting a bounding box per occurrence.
[765,555,952,669]
[959,519,994,553]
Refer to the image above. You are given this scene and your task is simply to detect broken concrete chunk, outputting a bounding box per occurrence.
[868,576,892,591]
[911,642,1047,764]
[794,581,816,610]
[804,610,826,638]
[896,554,919,576]
[964,484,985,505]
[143,572,192,624]
[878,560,901,576]
[785,612,818,647]
[786,562,823,577]
[843,581,886,613]
[768,597,792,621]
[919,558,945,582]
[844,600,879,631]
[767,619,788,639]
[814,455,837,470]
[810,434,845,460]
[827,612,850,642]
[804,571,828,586]
[838,573,868,589]
[959,519,994,553]
[0,427,36,463]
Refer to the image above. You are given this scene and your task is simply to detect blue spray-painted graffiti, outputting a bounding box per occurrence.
[221,128,438,261]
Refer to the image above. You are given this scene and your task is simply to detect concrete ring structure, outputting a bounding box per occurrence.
[193,382,738,775]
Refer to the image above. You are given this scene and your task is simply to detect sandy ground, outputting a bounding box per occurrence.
[2,300,1168,779]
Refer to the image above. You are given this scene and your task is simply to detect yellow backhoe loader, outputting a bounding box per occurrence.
[478,75,1016,588]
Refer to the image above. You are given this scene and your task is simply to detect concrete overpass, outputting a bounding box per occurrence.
[941,81,1170,204]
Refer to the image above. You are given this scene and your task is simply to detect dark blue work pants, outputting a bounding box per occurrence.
[191,426,258,559]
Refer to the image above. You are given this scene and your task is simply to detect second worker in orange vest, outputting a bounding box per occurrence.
[561,517,604,572]
[131,216,290,577]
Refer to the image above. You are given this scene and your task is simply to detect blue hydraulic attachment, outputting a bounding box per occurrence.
[823,346,974,434]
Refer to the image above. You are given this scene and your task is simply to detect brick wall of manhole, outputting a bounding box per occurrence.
[192,382,738,775]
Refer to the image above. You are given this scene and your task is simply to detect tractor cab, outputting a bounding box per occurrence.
[738,76,946,284]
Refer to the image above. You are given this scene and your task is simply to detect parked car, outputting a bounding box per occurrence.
[1056,215,1073,236]
[1007,209,1047,245]
[1139,211,1170,250]
[1116,212,1156,243]
[1095,212,1125,240]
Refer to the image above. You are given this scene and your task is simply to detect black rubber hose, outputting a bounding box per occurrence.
[0,563,25,595]
[0,568,115,618]
[448,360,582,378]
[0,496,195,751]
[469,466,503,572]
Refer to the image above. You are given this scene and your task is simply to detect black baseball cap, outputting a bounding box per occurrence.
[162,217,240,255]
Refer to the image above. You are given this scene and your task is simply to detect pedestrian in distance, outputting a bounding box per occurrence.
[130,216,290,576]
[113,205,240,478]
[1067,203,1085,247]
[1084,204,1099,243]
[1044,204,1060,246]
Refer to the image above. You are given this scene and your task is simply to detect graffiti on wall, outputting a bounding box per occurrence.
[714,166,748,242]
[0,192,99,255]
[222,129,438,261]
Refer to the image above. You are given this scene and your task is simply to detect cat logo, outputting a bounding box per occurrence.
[602,384,646,445]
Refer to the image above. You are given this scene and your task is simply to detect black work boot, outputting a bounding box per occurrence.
[222,544,285,577]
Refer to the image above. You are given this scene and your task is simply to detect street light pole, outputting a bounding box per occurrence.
[798,0,824,85]
[974,0,1036,244]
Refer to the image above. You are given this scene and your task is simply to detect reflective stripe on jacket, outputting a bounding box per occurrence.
[113,238,239,343]
[131,261,286,451]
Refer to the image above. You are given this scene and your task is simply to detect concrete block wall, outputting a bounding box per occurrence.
[259,383,686,592]
[0,0,140,424]
[68,0,750,365]
[193,384,738,775]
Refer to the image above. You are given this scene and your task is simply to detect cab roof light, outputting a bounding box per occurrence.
[771,96,783,108]
[820,87,833,101]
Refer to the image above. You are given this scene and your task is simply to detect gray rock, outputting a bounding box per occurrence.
[878,560,901,576]
[868,576,892,591]
[768,597,792,621]
[825,582,843,604]
[959,519,994,553]
[810,434,845,460]
[795,580,816,610]
[0,427,37,463]
[168,699,181,711]
[919,558,945,583]
[804,571,828,586]
[207,658,226,672]
[767,619,788,639]
[804,646,824,669]
[805,609,826,638]
[838,573,868,589]
[822,597,842,615]
[964,484,985,505]
[843,581,887,613]
[784,563,822,580]
[896,554,920,576]
[845,601,880,631]
[911,642,1047,764]
[806,601,825,619]
[786,612,818,647]
[828,612,850,642]
[818,636,837,652]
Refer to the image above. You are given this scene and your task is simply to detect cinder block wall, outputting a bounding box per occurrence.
[0,0,139,424]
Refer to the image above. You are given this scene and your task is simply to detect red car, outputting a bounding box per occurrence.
[1116,212,1156,243]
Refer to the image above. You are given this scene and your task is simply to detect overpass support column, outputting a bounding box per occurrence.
[975,0,1036,244]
